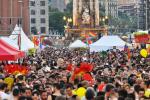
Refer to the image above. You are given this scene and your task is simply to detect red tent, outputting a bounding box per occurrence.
[0,39,25,61]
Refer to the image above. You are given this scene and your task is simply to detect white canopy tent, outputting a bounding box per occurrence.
[9,25,34,51]
[90,36,131,52]
[0,37,19,49]
[69,40,88,48]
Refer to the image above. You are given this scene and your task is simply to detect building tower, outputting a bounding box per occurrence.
[73,0,99,28]
[29,0,49,34]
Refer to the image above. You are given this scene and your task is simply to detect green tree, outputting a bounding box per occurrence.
[49,11,66,33]
[65,0,73,13]
[49,1,73,34]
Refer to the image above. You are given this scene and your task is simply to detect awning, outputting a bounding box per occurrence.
[0,39,25,61]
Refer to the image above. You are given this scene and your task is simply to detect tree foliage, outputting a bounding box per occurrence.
[49,1,72,34]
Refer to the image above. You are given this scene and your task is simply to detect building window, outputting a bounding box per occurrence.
[31,18,36,24]
[40,1,45,6]
[31,10,36,15]
[41,27,46,33]
[41,18,45,23]
[31,27,37,34]
[30,1,35,6]
[40,9,45,15]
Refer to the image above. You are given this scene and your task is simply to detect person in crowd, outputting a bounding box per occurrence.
[0,46,149,100]
[0,82,10,100]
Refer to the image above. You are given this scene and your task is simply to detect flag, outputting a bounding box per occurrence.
[85,34,93,45]
[124,45,131,60]
[39,36,45,49]
[87,40,92,44]
[88,32,97,37]
[32,36,39,46]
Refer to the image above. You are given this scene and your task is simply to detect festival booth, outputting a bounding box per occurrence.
[133,30,150,55]
[0,39,25,61]
[9,25,34,51]
[69,40,88,48]
[0,37,19,49]
[90,36,131,52]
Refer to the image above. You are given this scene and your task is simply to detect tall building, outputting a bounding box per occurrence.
[0,0,30,36]
[49,0,67,12]
[118,4,138,16]
[139,0,150,30]
[118,0,138,18]
[118,0,137,5]
[99,0,118,18]
[29,0,49,34]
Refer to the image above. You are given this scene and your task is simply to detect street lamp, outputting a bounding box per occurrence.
[63,16,72,29]
[63,16,67,21]
[145,0,148,30]
[63,16,72,39]
[18,0,23,50]
[100,16,109,35]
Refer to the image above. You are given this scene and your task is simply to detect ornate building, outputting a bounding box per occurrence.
[73,0,99,28]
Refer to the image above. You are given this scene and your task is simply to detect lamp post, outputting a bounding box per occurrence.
[63,16,72,38]
[18,0,23,50]
[100,16,108,35]
[63,16,72,28]
[145,0,148,30]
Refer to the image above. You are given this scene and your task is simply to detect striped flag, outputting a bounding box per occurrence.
[32,36,39,46]
[124,45,131,60]
[88,32,97,37]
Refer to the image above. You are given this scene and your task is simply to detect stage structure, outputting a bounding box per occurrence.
[65,0,108,39]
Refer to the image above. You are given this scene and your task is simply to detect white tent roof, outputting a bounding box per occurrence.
[9,25,34,51]
[69,40,87,48]
[0,37,19,49]
[90,36,131,52]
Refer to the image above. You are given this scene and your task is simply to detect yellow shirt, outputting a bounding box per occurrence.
[76,87,86,98]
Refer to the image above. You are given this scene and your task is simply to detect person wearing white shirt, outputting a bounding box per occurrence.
[0,83,10,100]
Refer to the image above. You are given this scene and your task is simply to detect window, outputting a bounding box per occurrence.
[30,1,35,6]
[31,27,37,34]
[40,9,45,15]
[41,18,45,23]
[40,1,45,6]
[41,27,46,33]
[31,18,36,24]
[31,10,36,15]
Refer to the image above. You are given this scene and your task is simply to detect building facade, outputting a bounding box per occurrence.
[99,0,118,18]
[118,4,138,16]
[138,0,150,30]
[118,0,137,5]
[49,0,67,12]
[29,0,49,34]
[0,0,30,36]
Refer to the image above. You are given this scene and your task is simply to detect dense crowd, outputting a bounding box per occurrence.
[0,46,149,100]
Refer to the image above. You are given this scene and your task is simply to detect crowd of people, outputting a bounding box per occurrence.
[0,46,149,100]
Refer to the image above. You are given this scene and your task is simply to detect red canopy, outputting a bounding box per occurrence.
[0,39,25,61]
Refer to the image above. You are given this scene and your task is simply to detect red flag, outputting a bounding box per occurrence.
[66,64,72,71]
[127,48,131,60]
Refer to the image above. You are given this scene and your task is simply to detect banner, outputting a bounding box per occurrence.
[134,34,150,44]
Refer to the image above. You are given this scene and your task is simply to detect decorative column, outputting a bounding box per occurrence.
[78,0,82,14]
[95,0,99,26]
[73,0,77,26]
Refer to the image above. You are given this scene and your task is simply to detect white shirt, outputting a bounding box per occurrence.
[0,91,10,100]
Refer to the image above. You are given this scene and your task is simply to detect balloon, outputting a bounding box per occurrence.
[140,49,148,58]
